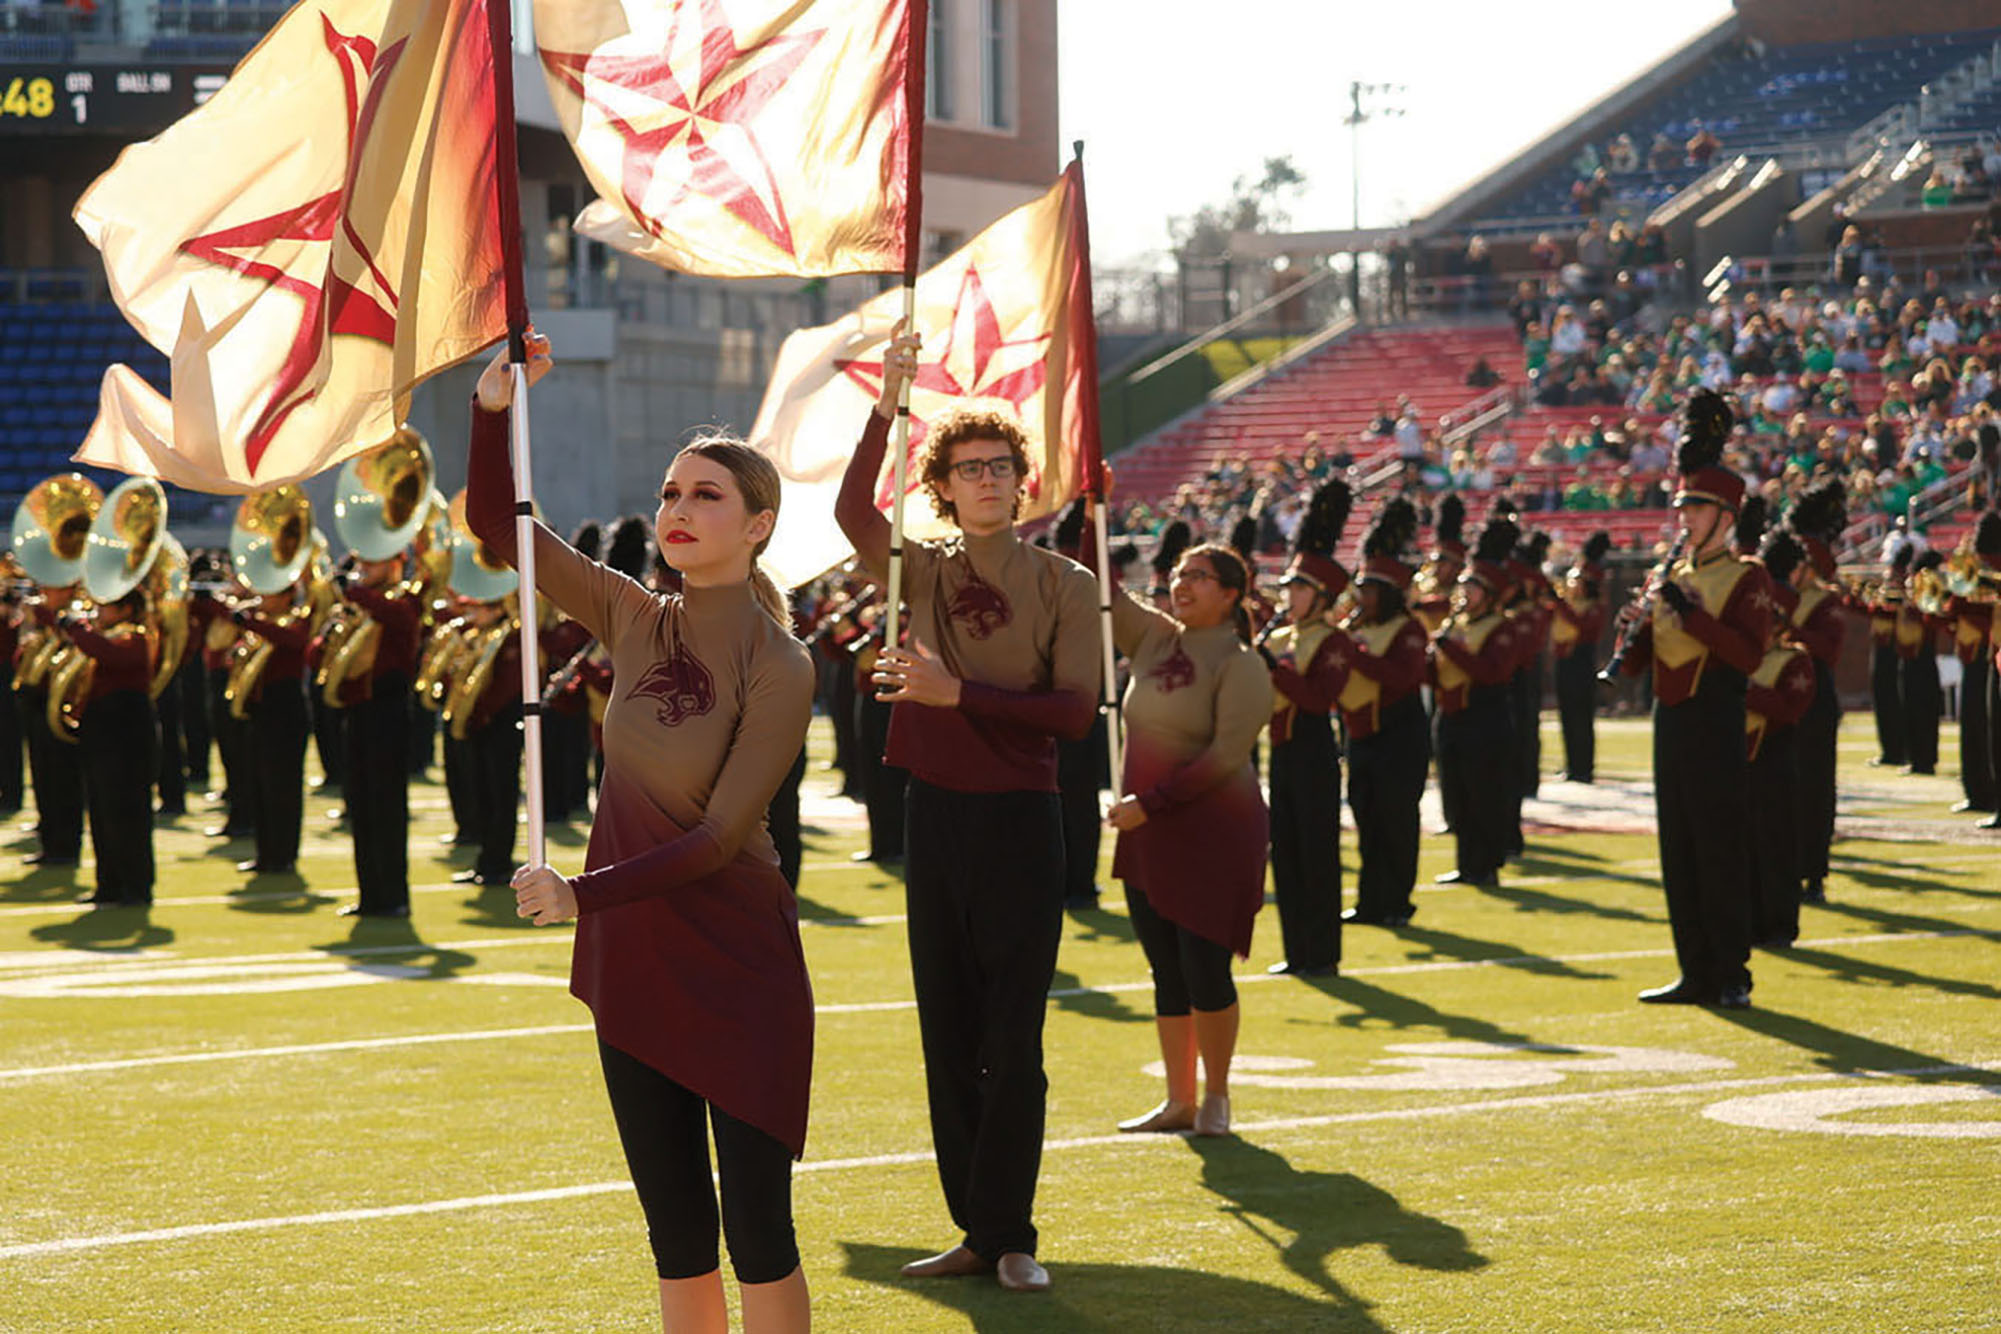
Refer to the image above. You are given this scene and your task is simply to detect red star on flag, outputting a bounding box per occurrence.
[835,265,1055,509]
[541,0,823,258]
[179,14,403,473]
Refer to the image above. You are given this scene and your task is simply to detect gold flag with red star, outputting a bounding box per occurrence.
[72,0,507,492]
[535,0,915,278]
[750,166,1097,586]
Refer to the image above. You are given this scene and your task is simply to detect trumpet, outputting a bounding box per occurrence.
[1597,530,1689,687]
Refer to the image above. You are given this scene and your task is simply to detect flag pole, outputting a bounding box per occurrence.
[486,0,546,870]
[882,0,927,651]
[1069,141,1122,797]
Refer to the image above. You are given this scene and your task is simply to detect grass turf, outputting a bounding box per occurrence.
[0,717,1995,1332]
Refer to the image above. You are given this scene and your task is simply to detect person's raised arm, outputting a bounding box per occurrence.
[834,323,920,581]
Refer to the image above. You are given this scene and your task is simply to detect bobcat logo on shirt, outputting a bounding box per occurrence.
[947,570,1012,641]
[1149,643,1197,693]
[628,650,716,726]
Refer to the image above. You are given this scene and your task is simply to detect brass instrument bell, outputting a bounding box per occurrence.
[230,486,316,596]
[333,425,435,561]
[10,473,104,587]
[443,488,518,602]
[81,476,167,604]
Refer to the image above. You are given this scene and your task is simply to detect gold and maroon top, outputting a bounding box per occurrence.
[1430,610,1518,714]
[1619,548,1771,705]
[1789,583,1846,670]
[1892,600,1944,661]
[470,404,817,1157]
[235,610,310,686]
[1549,591,1604,661]
[1111,591,1272,956]
[63,619,154,700]
[1266,619,1345,745]
[1746,644,1816,761]
[836,412,1098,794]
[1322,614,1427,738]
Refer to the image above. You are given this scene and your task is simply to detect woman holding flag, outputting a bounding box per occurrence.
[475,335,818,1333]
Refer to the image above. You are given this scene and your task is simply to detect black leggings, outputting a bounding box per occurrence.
[597,1040,799,1285]
[1125,883,1236,1016]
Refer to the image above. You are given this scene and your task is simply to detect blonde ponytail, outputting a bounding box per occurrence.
[750,561,791,631]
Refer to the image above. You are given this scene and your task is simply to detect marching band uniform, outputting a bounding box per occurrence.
[1894,559,1946,776]
[1976,514,2001,832]
[1789,484,1849,899]
[233,603,312,874]
[203,598,257,838]
[19,587,85,866]
[1745,582,1816,949]
[460,613,524,888]
[151,627,191,816]
[1430,519,1524,892]
[1865,579,1907,768]
[1505,538,1553,831]
[59,606,158,906]
[340,576,420,917]
[1549,535,1609,783]
[1413,498,1466,835]
[540,613,595,821]
[1949,590,1994,813]
[1622,393,1770,1007]
[0,599,22,812]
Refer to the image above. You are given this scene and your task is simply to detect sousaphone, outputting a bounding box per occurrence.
[10,473,103,588]
[444,489,519,602]
[333,426,435,561]
[81,476,167,604]
[230,486,315,596]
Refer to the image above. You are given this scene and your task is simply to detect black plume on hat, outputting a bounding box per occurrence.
[1474,514,1519,566]
[1435,493,1466,549]
[1678,387,1732,475]
[1890,544,1913,573]
[1913,548,1944,573]
[1295,479,1352,561]
[1791,478,1848,543]
[1975,510,2001,557]
[1152,520,1191,577]
[1734,494,1769,554]
[1761,528,1804,583]
[1053,497,1087,552]
[605,516,653,580]
[1364,497,1418,561]
[1521,530,1552,565]
[571,520,603,563]
[1110,541,1140,568]
[1229,515,1259,562]
[1582,530,1612,565]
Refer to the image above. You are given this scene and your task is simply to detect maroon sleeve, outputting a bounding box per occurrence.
[1347,620,1427,694]
[64,623,148,672]
[236,612,311,652]
[1269,631,1349,714]
[1681,571,1767,676]
[835,410,894,579]
[1793,600,1843,664]
[957,680,1096,741]
[345,583,420,637]
[1437,622,1517,686]
[1619,619,1654,677]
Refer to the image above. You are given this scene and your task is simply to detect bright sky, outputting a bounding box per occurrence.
[1058,0,1736,269]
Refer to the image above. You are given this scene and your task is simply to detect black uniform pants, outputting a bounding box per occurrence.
[903,780,1065,1261]
[1870,643,1906,765]
[442,731,474,841]
[827,655,858,795]
[766,745,806,889]
[0,662,21,809]
[1268,717,1341,968]
[153,665,185,813]
[1900,651,1941,775]
[209,666,256,833]
[345,676,410,914]
[1438,685,1515,883]
[1429,694,1459,834]
[406,701,437,778]
[470,705,523,884]
[20,686,83,860]
[1793,660,1840,887]
[81,690,157,904]
[1653,682,1754,995]
[856,689,905,860]
[1348,695,1429,920]
[175,657,210,791]
[1513,655,1544,802]
[597,1039,798,1284]
[250,681,310,870]
[1749,728,1800,946]
[543,706,591,820]
[311,687,346,790]
[1055,717,1107,901]
[1553,650,1597,782]
[1988,652,2001,818]
[1959,653,1993,810]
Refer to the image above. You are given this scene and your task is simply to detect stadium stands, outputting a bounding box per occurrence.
[0,302,169,512]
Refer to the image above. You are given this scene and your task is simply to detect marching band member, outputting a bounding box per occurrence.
[478,337,819,1330]
[224,487,318,877]
[839,326,1097,1294]
[53,590,157,906]
[1108,542,1271,1138]
[540,525,599,824]
[1505,530,1554,838]
[1746,529,1817,949]
[1975,512,2001,833]
[1550,531,1610,783]
[1331,499,1430,927]
[1896,550,1947,776]
[1415,496,1467,837]
[1617,389,1771,1008]
[1946,542,1995,815]
[0,564,21,815]
[11,474,99,869]
[1260,480,1352,977]
[446,588,524,890]
[1430,513,1525,892]
[1865,548,1909,769]
[1786,481,1848,900]
[203,570,257,841]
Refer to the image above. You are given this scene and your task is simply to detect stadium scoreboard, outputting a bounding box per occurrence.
[0,65,229,134]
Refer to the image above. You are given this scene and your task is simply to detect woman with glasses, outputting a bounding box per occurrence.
[1107,542,1273,1139]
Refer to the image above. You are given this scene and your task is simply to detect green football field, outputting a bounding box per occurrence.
[1,717,1995,1332]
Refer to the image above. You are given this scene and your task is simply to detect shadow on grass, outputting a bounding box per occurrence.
[1482,880,1662,925]
[1388,923,1611,979]
[311,915,479,978]
[1772,942,2001,1002]
[1064,900,1136,947]
[1048,967,1147,1025]
[224,872,337,916]
[29,904,173,950]
[1806,896,1995,940]
[1712,1005,1984,1081]
[1304,976,1538,1046]
[837,1239,1397,1333]
[0,864,83,903]
[459,878,541,931]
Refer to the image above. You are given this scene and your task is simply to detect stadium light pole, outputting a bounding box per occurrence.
[1346,80,1405,318]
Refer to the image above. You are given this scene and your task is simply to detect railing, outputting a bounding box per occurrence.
[1701,239,1998,300]
[1839,459,1981,560]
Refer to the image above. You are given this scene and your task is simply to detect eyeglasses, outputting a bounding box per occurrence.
[949,456,1019,482]
[1174,567,1217,584]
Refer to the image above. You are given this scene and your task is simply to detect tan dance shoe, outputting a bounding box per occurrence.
[995,1252,1051,1292]
[1117,1099,1195,1133]
[1193,1094,1231,1137]
[899,1245,993,1279]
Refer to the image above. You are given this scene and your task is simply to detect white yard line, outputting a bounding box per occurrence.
[3,1058,1993,1262]
[2,927,1992,1084]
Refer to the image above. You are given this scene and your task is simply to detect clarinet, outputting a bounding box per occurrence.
[1596,530,1688,686]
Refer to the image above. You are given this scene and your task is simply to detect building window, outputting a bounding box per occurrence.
[927,0,953,121]
[981,0,1011,131]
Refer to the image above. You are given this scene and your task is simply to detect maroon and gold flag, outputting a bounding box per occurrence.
[749,165,1099,586]
[73,0,507,491]
[535,0,915,277]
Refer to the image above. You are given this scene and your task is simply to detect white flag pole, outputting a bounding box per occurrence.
[507,365,547,872]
